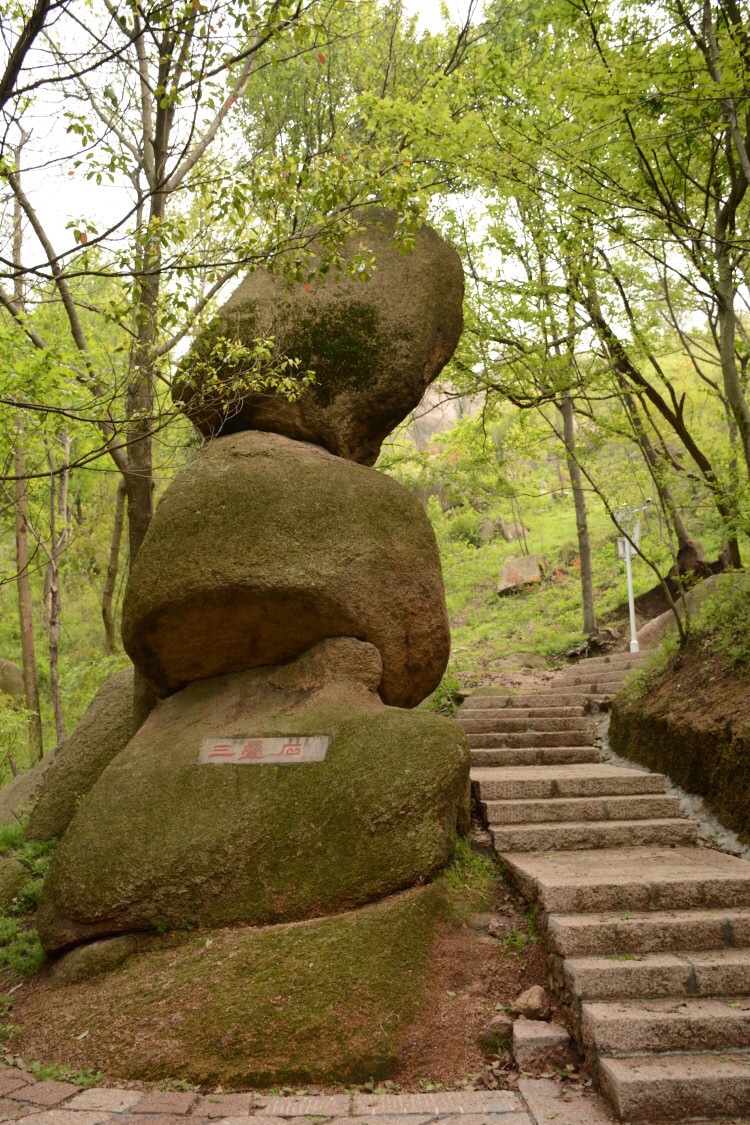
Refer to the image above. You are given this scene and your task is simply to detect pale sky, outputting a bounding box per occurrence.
[10,0,483,276]
[402,0,479,33]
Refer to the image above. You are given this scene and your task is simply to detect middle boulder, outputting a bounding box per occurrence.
[122,431,449,708]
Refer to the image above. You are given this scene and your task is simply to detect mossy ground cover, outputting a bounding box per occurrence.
[3,837,546,1090]
[12,887,444,1086]
[0,823,55,983]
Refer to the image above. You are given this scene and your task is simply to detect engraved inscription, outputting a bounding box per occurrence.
[198,735,329,765]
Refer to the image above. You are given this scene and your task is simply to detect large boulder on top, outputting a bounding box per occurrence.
[26,667,135,841]
[173,208,464,465]
[36,638,470,954]
[121,431,450,708]
[0,660,24,702]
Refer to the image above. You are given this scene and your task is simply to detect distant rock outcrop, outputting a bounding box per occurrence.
[0,660,24,702]
[497,554,545,596]
[27,666,135,841]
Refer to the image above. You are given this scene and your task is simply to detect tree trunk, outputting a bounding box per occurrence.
[102,477,127,655]
[584,284,742,562]
[560,390,596,635]
[126,186,166,727]
[14,424,43,761]
[44,432,70,745]
[621,389,702,557]
[716,210,750,480]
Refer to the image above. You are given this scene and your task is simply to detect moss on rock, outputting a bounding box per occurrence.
[0,857,30,910]
[37,641,469,953]
[51,936,139,985]
[0,754,57,828]
[21,887,443,1085]
[121,431,450,708]
[27,668,135,841]
[0,660,24,702]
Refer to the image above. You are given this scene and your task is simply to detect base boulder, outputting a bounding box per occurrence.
[37,640,469,953]
[27,667,135,841]
[22,887,443,1085]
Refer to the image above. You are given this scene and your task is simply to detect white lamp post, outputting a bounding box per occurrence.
[614,499,652,654]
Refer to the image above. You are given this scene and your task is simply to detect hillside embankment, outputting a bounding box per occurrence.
[610,639,750,844]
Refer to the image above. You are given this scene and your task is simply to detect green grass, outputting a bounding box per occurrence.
[696,569,750,672]
[26,1063,102,1087]
[0,825,57,979]
[501,908,540,954]
[428,494,661,688]
[437,837,500,922]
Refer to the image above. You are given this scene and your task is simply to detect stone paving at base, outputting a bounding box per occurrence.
[0,1073,618,1125]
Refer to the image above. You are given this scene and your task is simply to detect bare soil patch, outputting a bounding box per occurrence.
[393,916,552,1088]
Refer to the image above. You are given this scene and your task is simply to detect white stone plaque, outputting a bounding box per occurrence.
[198,735,329,765]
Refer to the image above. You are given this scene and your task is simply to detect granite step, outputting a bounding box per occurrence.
[553,679,630,696]
[463,692,603,710]
[491,817,697,854]
[597,1050,750,1120]
[560,655,645,671]
[564,949,750,1001]
[484,793,683,825]
[459,714,591,734]
[467,729,595,749]
[471,764,667,802]
[547,907,750,956]
[581,996,750,1054]
[555,670,631,685]
[470,746,601,768]
[461,705,587,720]
[502,846,750,914]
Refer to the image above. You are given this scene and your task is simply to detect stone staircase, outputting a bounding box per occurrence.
[461,652,750,1122]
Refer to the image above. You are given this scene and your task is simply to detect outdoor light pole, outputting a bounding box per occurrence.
[614,500,652,654]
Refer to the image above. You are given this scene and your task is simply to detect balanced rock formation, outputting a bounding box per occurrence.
[174,208,464,465]
[121,431,450,708]
[37,639,469,953]
[33,211,466,1084]
[27,666,135,841]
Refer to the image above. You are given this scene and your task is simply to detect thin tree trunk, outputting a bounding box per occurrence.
[14,425,43,761]
[127,192,163,728]
[102,477,127,655]
[583,283,742,564]
[716,211,750,479]
[560,390,596,635]
[621,389,701,555]
[45,432,69,745]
